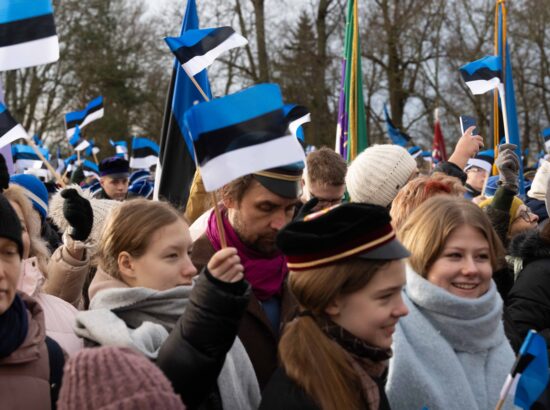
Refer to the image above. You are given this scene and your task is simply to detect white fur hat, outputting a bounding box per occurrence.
[49,185,121,250]
[346,144,417,207]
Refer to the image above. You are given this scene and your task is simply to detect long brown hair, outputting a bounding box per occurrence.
[398,196,505,277]
[279,257,388,410]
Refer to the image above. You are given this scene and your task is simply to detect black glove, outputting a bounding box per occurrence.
[0,154,9,193]
[61,189,93,241]
[495,143,520,193]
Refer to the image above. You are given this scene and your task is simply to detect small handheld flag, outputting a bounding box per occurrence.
[383,104,411,147]
[0,0,59,71]
[165,27,247,77]
[184,83,305,192]
[497,330,549,410]
[110,140,128,159]
[12,144,45,172]
[0,103,29,149]
[81,159,99,180]
[65,96,104,139]
[69,125,90,152]
[283,104,310,142]
[459,56,502,95]
[130,137,159,169]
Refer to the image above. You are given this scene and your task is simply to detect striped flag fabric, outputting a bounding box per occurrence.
[283,104,310,142]
[64,154,77,173]
[81,159,99,180]
[383,104,411,147]
[0,102,28,149]
[165,27,247,77]
[459,55,502,95]
[109,140,128,159]
[542,128,550,152]
[335,0,367,161]
[153,0,213,208]
[499,330,549,409]
[65,96,104,139]
[0,0,59,71]
[12,144,46,172]
[69,125,90,152]
[130,137,159,169]
[184,83,305,192]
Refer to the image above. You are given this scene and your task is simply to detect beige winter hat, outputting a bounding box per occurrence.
[346,144,417,207]
[49,184,121,249]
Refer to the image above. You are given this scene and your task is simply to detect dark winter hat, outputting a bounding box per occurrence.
[99,156,129,178]
[277,202,410,271]
[10,174,49,221]
[57,346,185,410]
[0,193,23,258]
[253,161,304,199]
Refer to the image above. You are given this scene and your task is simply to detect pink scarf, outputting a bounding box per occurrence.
[206,208,288,301]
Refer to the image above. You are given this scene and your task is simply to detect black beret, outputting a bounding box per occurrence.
[277,202,409,271]
[99,156,129,178]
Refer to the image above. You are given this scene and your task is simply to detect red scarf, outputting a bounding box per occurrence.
[206,208,288,301]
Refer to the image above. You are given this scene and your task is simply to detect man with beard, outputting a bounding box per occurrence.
[191,163,303,390]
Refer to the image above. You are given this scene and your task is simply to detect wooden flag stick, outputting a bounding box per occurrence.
[211,191,227,248]
[27,138,65,187]
[77,149,81,164]
[188,75,210,102]
[93,152,99,165]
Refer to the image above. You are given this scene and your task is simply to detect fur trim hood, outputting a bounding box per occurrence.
[508,229,550,261]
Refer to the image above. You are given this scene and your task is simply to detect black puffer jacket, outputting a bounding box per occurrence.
[506,230,550,357]
[156,269,251,410]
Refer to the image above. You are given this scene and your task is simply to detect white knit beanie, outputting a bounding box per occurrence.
[527,160,550,201]
[49,185,121,250]
[346,144,417,207]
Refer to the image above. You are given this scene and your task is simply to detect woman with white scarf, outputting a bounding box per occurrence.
[73,197,260,410]
[387,196,515,410]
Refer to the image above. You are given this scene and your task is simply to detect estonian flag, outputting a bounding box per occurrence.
[459,56,502,95]
[542,128,550,152]
[384,104,411,147]
[283,104,310,142]
[64,153,77,173]
[81,159,99,180]
[12,144,45,172]
[184,83,306,192]
[0,103,28,149]
[130,137,159,170]
[69,125,90,152]
[154,0,213,208]
[65,96,104,139]
[0,0,59,71]
[500,330,549,409]
[165,27,247,77]
[109,139,128,159]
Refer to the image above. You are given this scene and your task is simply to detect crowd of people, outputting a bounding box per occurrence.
[1,125,550,410]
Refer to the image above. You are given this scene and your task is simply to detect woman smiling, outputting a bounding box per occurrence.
[387,196,515,410]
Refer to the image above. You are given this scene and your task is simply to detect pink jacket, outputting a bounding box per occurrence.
[18,257,83,356]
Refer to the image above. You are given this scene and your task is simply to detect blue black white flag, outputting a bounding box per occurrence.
[541,128,550,152]
[408,146,422,159]
[0,0,59,71]
[283,104,310,141]
[130,137,159,169]
[165,26,247,77]
[81,159,99,180]
[460,56,502,95]
[383,104,411,146]
[69,125,90,152]
[0,103,28,149]
[65,96,104,139]
[154,0,213,207]
[184,83,305,192]
[500,330,549,409]
[110,140,128,159]
[64,154,77,173]
[12,144,46,172]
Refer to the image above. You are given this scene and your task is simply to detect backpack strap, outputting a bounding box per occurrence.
[45,336,65,410]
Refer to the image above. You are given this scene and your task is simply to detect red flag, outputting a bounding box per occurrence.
[432,112,447,163]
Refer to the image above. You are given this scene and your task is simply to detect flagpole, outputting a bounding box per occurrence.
[188,75,210,102]
[497,83,510,144]
[495,374,514,410]
[93,152,99,165]
[27,138,66,187]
